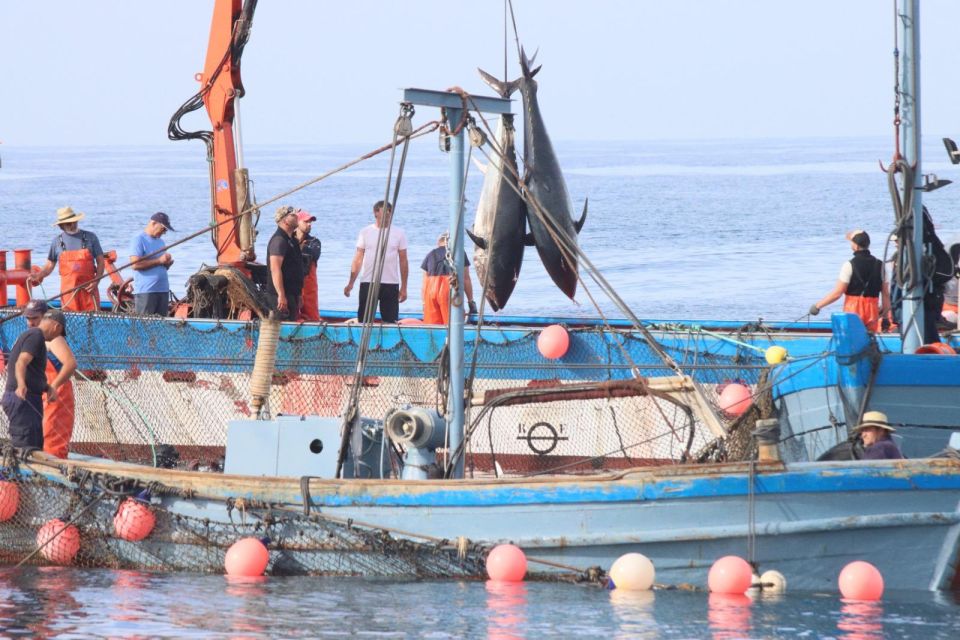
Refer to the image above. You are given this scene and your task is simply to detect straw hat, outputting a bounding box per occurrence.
[853,410,896,432]
[53,206,85,226]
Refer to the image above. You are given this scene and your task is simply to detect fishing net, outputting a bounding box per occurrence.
[0,311,764,470]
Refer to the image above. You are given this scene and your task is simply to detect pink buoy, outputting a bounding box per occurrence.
[718,383,752,417]
[486,544,527,582]
[36,519,81,565]
[537,325,570,360]
[0,480,19,522]
[114,498,156,542]
[838,561,884,601]
[398,317,425,326]
[225,537,270,577]
[708,555,753,594]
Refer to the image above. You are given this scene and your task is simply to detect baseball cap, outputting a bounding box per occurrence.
[296,210,316,222]
[846,229,870,248]
[151,211,175,232]
[43,309,67,337]
[24,299,49,319]
[275,205,297,223]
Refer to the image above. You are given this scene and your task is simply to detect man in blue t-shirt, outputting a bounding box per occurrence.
[129,212,176,316]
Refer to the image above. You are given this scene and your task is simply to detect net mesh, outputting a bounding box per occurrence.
[0,311,770,574]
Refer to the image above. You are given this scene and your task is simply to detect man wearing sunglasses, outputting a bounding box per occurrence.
[266,205,305,321]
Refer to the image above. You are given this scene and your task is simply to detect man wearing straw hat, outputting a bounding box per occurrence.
[29,206,106,312]
[853,411,904,460]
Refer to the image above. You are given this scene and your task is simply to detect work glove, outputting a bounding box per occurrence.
[808,304,820,316]
[467,300,478,315]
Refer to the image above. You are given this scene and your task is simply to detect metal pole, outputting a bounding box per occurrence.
[446,107,466,478]
[899,0,924,352]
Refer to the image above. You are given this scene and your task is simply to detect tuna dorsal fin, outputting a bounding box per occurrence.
[575,198,588,233]
[471,156,487,175]
[466,228,488,250]
[478,68,521,98]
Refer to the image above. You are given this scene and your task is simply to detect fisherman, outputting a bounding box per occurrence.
[421,232,477,324]
[295,210,322,322]
[29,206,106,312]
[852,411,904,460]
[344,201,408,323]
[19,300,75,456]
[129,212,175,316]
[2,307,63,449]
[809,230,889,332]
[267,205,305,321]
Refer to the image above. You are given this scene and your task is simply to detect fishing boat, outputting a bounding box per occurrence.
[2,0,960,593]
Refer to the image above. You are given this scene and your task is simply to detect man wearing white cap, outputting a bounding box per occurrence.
[129,212,176,316]
[853,411,904,460]
[29,206,105,312]
[809,230,890,332]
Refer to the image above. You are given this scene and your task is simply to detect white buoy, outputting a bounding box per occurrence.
[760,570,787,594]
[608,553,655,591]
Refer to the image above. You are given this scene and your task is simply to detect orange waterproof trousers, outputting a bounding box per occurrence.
[59,247,99,312]
[844,295,880,333]
[300,263,320,321]
[43,359,75,459]
[422,275,451,325]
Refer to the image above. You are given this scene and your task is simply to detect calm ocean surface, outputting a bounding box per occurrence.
[2,137,958,321]
[3,139,960,636]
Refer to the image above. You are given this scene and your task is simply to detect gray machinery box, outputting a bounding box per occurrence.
[225,415,341,477]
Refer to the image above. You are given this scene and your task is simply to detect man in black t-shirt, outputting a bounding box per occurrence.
[2,315,64,449]
[266,205,305,321]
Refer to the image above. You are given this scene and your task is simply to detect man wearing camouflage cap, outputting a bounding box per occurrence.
[266,205,305,321]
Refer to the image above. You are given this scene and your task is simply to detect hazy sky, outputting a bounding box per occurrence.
[2,1,960,146]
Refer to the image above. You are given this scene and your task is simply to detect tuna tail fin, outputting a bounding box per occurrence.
[466,228,488,250]
[519,46,542,80]
[575,198,588,233]
[478,68,521,99]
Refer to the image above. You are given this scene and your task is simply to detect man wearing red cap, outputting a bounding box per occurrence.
[295,210,321,322]
[810,230,890,332]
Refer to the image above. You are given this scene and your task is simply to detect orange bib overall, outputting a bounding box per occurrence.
[59,247,99,312]
[843,295,880,333]
[422,275,451,325]
[300,263,320,322]
[43,358,75,459]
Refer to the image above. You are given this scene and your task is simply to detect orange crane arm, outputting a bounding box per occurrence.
[169,0,258,268]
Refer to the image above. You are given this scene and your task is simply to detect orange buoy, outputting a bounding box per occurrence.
[114,498,156,542]
[486,544,527,582]
[36,519,81,565]
[718,383,752,417]
[708,555,753,594]
[224,537,270,577]
[537,325,570,359]
[838,561,884,601]
[0,480,19,522]
[915,342,957,355]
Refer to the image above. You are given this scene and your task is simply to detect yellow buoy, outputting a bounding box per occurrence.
[765,346,788,365]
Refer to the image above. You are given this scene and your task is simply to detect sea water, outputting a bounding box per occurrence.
[3,137,958,322]
[1,567,959,638]
[2,139,960,636]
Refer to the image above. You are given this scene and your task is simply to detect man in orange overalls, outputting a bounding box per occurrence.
[296,210,322,322]
[810,230,890,332]
[23,301,76,458]
[29,206,106,312]
[421,233,477,324]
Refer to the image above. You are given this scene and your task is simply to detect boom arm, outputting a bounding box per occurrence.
[169,0,259,267]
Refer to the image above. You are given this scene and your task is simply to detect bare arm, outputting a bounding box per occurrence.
[269,255,287,309]
[880,280,891,317]
[398,249,409,303]
[14,352,35,399]
[46,337,77,391]
[814,281,848,311]
[344,248,364,296]
[30,260,56,284]
[129,254,170,271]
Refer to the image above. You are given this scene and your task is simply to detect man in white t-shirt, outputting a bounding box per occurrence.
[343,201,408,323]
